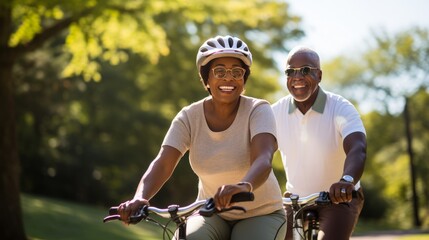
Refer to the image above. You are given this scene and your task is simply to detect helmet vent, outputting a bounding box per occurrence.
[196,35,252,69]
[207,41,216,48]
[228,37,234,47]
[217,37,225,47]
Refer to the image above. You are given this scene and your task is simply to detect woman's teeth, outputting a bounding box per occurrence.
[219,86,235,91]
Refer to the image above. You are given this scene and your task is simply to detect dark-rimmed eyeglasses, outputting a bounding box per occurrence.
[212,66,246,80]
[285,66,319,77]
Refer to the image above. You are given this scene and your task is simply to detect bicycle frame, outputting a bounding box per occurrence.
[283,192,330,240]
[283,191,357,240]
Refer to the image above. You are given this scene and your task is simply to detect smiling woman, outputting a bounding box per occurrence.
[197,36,252,94]
[112,35,286,240]
[206,57,245,106]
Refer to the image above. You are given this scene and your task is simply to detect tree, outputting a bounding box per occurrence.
[323,27,429,227]
[1,1,303,238]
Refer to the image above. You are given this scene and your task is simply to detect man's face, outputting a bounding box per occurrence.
[286,52,321,102]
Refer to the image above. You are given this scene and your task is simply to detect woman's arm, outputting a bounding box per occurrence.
[214,132,277,209]
[243,133,278,191]
[134,145,182,200]
[118,145,182,222]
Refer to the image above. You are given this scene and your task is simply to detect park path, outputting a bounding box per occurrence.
[351,229,429,239]
[351,235,399,240]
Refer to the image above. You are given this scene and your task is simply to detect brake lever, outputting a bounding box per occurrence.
[199,197,248,217]
[199,198,216,217]
[315,191,331,206]
[128,206,148,224]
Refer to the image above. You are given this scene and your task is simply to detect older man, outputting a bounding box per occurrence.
[272,46,367,240]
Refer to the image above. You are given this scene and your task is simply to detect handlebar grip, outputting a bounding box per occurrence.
[316,190,359,205]
[103,215,121,223]
[199,192,254,217]
[230,192,254,203]
[109,207,119,215]
[351,190,358,198]
[104,206,147,224]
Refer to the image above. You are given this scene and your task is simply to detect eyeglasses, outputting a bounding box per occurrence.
[285,66,319,77]
[212,66,246,80]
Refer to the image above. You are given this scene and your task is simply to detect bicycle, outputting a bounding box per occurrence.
[103,192,254,240]
[283,191,358,240]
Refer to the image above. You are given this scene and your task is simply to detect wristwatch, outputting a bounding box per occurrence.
[341,175,355,184]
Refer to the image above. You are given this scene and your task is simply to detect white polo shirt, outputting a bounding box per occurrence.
[272,88,366,196]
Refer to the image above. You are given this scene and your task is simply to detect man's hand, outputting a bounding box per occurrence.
[329,182,354,204]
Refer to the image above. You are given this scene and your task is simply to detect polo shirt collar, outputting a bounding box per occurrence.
[288,87,327,114]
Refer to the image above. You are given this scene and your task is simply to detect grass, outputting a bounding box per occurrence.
[22,194,168,240]
[22,193,429,240]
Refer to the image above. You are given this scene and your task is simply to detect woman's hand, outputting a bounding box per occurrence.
[214,183,250,210]
[117,198,150,224]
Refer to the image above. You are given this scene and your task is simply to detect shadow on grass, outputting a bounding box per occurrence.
[22,194,168,240]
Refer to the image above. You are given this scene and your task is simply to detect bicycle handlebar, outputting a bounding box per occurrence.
[283,190,358,206]
[103,192,254,224]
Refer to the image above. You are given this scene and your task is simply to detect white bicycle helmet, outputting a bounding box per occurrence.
[196,35,252,70]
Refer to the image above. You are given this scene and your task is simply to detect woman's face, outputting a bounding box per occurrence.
[207,57,246,103]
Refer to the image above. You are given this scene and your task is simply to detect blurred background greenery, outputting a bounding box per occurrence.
[1,0,428,239]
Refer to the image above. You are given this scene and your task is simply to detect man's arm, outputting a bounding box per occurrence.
[330,131,367,203]
[342,131,367,183]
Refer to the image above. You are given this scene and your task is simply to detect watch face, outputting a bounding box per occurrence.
[343,175,354,183]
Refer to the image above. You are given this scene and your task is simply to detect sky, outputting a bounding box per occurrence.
[285,0,429,60]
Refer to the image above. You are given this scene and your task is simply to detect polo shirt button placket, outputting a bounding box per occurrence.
[301,114,307,125]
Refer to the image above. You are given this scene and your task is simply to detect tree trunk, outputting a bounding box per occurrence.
[0,53,27,240]
[0,2,27,239]
[403,97,421,227]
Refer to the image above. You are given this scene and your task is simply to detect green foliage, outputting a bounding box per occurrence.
[12,0,304,207]
[358,87,429,228]
[323,27,429,114]
[16,45,173,204]
[323,27,429,228]
[9,0,302,81]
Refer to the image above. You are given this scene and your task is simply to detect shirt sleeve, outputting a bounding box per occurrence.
[250,101,277,140]
[161,109,191,154]
[336,98,366,139]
